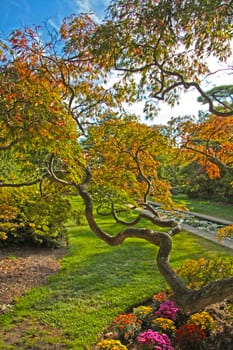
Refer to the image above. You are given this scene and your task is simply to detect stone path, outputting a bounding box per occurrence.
[180,210,233,250]
[146,202,233,250]
[181,223,233,250]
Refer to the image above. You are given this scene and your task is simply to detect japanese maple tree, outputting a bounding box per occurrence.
[0,0,232,311]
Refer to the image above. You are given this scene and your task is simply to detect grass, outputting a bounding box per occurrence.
[0,197,232,349]
[173,194,233,221]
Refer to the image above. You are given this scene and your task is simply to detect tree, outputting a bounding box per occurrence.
[1,1,233,311]
[84,119,173,206]
[47,115,233,312]
[167,113,233,175]
[197,84,233,114]
[92,0,233,117]
[0,14,125,245]
[77,0,233,311]
[75,122,233,312]
[0,26,85,245]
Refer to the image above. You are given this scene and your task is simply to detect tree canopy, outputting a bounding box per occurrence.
[93,0,233,117]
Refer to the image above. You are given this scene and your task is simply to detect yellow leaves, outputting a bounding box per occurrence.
[0,204,18,221]
[0,48,6,62]
[0,232,7,240]
[217,225,233,241]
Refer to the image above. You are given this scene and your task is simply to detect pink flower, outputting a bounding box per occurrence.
[155,300,179,320]
[137,329,174,350]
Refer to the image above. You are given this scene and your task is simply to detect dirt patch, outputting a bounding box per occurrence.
[0,245,67,312]
[0,319,68,349]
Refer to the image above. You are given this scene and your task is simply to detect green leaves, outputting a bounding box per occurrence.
[94,0,233,114]
[0,183,71,247]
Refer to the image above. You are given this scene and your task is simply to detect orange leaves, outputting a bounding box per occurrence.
[205,163,221,179]
[19,37,27,48]
[15,113,24,122]
[85,119,172,203]
[10,28,35,51]
[55,121,65,127]
[60,14,97,55]
[10,30,28,51]
[60,22,69,39]
[171,114,233,180]
[6,93,17,101]
[134,47,142,55]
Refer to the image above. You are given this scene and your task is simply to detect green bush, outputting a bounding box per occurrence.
[175,257,233,289]
[0,181,71,247]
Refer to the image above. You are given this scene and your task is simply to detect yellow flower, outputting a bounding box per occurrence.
[188,311,215,331]
[96,339,128,350]
[133,305,153,317]
[152,317,176,333]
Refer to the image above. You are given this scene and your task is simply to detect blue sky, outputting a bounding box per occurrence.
[1,0,110,35]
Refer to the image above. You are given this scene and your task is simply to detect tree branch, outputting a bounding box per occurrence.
[0,174,47,188]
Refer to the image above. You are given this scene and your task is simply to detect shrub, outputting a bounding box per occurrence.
[187,311,215,335]
[151,317,176,338]
[175,257,233,289]
[0,182,71,247]
[217,225,233,240]
[133,306,154,328]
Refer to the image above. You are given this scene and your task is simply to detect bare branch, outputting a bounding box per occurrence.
[47,153,75,186]
[0,138,19,151]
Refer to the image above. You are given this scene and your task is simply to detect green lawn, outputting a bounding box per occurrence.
[0,197,232,349]
[173,194,233,221]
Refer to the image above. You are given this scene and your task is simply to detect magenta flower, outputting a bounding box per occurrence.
[155,300,179,320]
[137,329,174,350]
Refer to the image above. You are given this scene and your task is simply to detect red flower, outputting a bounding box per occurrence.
[175,324,207,349]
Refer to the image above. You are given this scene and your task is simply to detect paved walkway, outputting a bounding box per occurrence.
[181,223,233,250]
[180,210,233,226]
[146,202,233,250]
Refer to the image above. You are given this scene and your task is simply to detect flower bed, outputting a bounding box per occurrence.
[94,291,233,350]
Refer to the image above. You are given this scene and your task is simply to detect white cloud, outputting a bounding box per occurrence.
[74,0,107,20]
[75,0,91,13]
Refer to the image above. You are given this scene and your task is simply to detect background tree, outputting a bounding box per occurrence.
[176,160,233,203]
[166,100,233,200]
[197,84,233,114]
[0,13,125,246]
